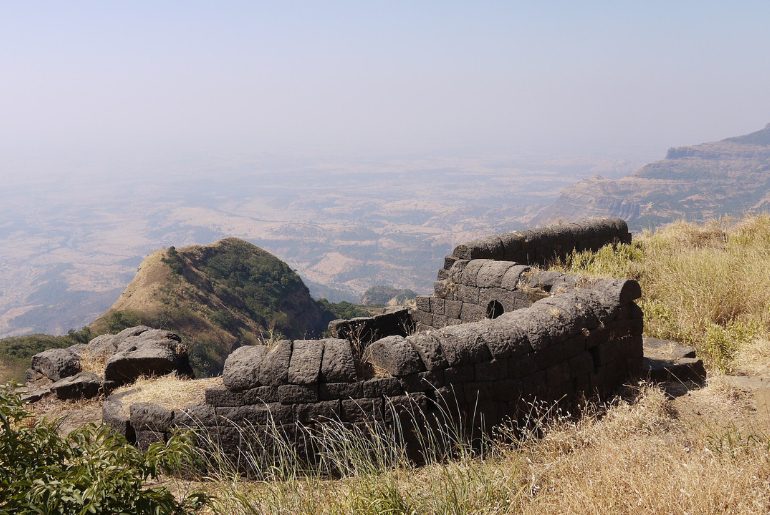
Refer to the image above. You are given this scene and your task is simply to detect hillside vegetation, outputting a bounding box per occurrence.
[552,214,770,372]
[0,328,92,383]
[89,238,336,376]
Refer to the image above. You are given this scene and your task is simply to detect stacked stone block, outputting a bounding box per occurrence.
[439,217,631,279]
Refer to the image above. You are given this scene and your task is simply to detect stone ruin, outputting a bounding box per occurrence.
[102,218,654,460]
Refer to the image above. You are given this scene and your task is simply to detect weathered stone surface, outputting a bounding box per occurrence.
[341,398,383,423]
[320,339,358,383]
[130,402,175,432]
[31,348,81,381]
[20,387,51,403]
[50,371,101,400]
[257,340,292,386]
[476,261,516,288]
[288,340,324,385]
[295,400,340,423]
[477,320,531,360]
[364,336,425,377]
[436,323,492,366]
[103,397,135,442]
[278,384,318,403]
[85,326,153,361]
[178,403,219,427]
[319,382,363,400]
[361,377,403,397]
[104,330,193,387]
[408,333,448,370]
[242,385,279,404]
[223,345,266,391]
[136,430,166,452]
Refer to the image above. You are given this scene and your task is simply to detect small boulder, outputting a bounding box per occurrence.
[50,371,102,400]
[31,348,81,381]
[104,329,193,387]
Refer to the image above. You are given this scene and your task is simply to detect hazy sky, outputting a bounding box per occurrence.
[2,1,769,178]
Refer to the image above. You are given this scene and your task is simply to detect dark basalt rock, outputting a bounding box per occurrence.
[223,345,266,391]
[365,336,425,377]
[31,348,81,381]
[104,329,193,387]
[50,371,102,400]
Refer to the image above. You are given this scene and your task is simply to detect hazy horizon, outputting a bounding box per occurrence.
[2,1,769,182]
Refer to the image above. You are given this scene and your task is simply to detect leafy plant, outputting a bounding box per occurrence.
[0,385,209,514]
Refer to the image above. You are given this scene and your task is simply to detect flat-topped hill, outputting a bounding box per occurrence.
[535,124,770,229]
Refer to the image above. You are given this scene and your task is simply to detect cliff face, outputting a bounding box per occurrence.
[90,238,333,375]
[534,124,770,230]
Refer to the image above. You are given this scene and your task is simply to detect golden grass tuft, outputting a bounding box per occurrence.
[112,374,221,417]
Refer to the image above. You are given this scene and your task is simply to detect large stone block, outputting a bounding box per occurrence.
[278,384,318,404]
[319,382,363,400]
[320,339,358,382]
[223,345,266,391]
[444,299,463,318]
[295,400,340,423]
[341,398,384,423]
[50,371,101,400]
[364,336,425,377]
[130,402,175,432]
[476,261,516,288]
[361,377,404,397]
[459,302,485,322]
[105,330,193,387]
[288,340,324,385]
[408,333,448,370]
[477,320,531,360]
[257,340,292,386]
[436,323,493,366]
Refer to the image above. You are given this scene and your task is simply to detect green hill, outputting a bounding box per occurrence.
[86,238,339,375]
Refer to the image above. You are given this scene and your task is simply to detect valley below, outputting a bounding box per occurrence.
[0,155,632,337]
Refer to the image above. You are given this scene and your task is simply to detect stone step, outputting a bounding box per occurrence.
[642,337,706,383]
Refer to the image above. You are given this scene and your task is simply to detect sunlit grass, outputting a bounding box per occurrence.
[552,215,770,371]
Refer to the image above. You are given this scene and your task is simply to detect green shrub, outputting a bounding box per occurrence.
[0,385,209,514]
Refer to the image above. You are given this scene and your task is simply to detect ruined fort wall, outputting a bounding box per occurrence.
[439,217,631,277]
[126,280,642,455]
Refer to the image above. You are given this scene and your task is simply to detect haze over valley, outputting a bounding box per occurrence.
[1,155,635,337]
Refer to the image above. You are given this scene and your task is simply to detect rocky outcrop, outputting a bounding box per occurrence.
[24,326,193,401]
[30,348,81,382]
[104,329,193,389]
[50,372,102,400]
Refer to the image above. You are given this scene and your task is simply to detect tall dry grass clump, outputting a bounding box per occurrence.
[553,215,770,371]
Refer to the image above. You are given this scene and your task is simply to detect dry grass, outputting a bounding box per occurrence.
[552,214,770,371]
[167,381,769,514]
[112,374,222,417]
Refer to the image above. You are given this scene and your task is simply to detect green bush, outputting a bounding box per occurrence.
[0,385,209,514]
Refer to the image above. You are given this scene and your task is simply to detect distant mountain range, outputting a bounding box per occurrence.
[534,124,770,229]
